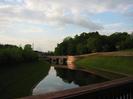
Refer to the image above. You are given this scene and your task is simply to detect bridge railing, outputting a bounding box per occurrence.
[21,76,133,99]
[70,76,133,99]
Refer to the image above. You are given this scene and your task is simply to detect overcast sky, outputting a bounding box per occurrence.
[0,0,133,51]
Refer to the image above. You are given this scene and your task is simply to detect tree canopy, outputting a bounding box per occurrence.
[0,44,38,66]
[54,32,133,55]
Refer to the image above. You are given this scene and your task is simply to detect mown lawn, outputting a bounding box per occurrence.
[0,60,50,99]
[76,56,133,78]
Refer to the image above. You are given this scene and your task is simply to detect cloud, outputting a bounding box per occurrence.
[57,16,103,30]
[0,35,31,46]
[124,10,133,20]
[0,2,104,31]
[0,0,133,31]
[101,23,133,35]
[24,0,133,13]
[0,0,133,51]
[0,35,60,51]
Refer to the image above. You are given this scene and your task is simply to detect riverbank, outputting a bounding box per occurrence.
[0,60,50,99]
[75,50,133,79]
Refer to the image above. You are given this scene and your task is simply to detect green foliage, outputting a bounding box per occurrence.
[23,44,38,62]
[76,43,88,54]
[0,44,38,66]
[54,32,133,55]
[87,36,103,52]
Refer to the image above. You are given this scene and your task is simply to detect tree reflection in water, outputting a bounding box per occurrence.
[33,66,108,95]
[55,67,107,86]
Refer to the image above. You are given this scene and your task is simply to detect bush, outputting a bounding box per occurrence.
[0,44,38,66]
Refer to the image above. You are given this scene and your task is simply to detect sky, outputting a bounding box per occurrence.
[0,0,133,51]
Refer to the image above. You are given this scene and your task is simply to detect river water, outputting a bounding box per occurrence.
[32,66,107,95]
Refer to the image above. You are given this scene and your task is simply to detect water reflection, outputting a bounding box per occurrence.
[67,62,76,69]
[33,66,107,95]
[32,67,78,95]
[55,67,107,86]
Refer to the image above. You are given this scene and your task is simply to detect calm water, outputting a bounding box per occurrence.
[33,66,107,95]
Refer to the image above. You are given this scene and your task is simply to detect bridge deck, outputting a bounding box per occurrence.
[47,56,68,58]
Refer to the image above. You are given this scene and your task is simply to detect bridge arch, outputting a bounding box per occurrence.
[47,56,68,65]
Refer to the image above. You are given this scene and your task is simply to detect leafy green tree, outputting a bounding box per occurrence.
[23,44,38,62]
[109,32,130,50]
[76,43,88,54]
[54,32,133,55]
[0,44,38,66]
[87,36,103,52]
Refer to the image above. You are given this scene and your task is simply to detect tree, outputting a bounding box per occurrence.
[54,32,133,55]
[76,43,88,54]
[109,32,130,50]
[87,36,103,52]
[63,36,72,42]
[23,44,38,62]
[24,44,32,51]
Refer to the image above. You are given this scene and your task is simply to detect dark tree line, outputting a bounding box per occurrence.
[0,44,38,66]
[54,32,133,55]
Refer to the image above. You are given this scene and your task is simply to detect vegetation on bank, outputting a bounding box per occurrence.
[55,32,133,55]
[0,60,50,99]
[0,31,133,98]
[76,53,133,76]
[0,44,38,66]
[0,44,50,98]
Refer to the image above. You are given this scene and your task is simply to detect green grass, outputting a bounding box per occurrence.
[76,56,133,78]
[0,60,50,99]
[122,48,133,51]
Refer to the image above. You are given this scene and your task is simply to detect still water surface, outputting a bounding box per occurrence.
[33,66,107,95]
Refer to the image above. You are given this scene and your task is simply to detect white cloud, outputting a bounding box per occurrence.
[101,23,133,35]
[0,35,60,51]
[0,35,31,46]
[0,0,133,30]
[0,0,133,51]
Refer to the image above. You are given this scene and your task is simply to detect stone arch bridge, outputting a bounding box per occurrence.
[47,56,68,65]
[36,51,76,65]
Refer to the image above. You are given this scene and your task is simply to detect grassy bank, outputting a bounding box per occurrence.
[0,60,50,99]
[76,52,133,79]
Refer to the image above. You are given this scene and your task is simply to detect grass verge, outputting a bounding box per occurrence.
[75,56,133,79]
